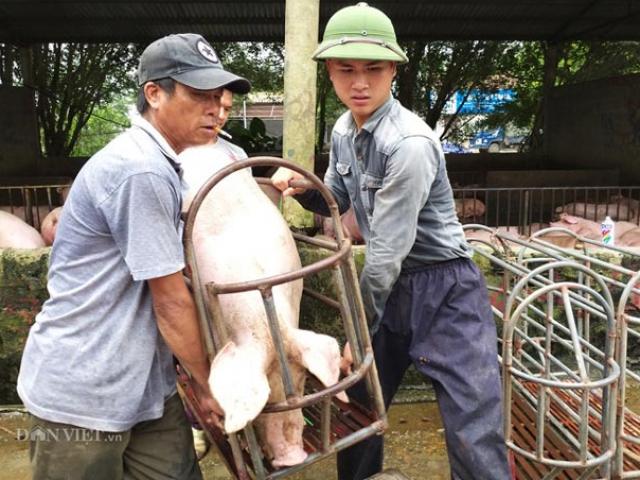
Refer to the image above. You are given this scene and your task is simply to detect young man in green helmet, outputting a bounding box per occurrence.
[272,3,511,479]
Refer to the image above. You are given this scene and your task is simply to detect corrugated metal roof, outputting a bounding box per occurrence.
[0,1,639,43]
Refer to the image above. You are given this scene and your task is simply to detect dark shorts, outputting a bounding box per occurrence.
[29,393,202,480]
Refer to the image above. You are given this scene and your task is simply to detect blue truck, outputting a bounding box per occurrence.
[469,127,526,153]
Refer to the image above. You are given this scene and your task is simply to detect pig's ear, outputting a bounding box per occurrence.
[563,214,579,224]
[209,341,270,433]
[292,329,349,403]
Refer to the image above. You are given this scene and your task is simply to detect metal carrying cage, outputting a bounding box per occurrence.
[464,224,640,479]
[176,157,386,480]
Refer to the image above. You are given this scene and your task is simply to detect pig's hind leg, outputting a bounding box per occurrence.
[291,329,349,403]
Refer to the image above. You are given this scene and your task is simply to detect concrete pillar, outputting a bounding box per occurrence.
[282,0,319,227]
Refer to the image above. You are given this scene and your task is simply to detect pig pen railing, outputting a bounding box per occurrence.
[454,186,640,231]
[0,182,69,229]
[465,225,640,479]
[179,157,386,480]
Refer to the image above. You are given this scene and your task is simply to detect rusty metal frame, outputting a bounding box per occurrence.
[616,272,640,479]
[526,228,640,479]
[0,183,68,228]
[181,156,386,480]
[503,262,619,475]
[464,227,623,479]
[466,224,640,479]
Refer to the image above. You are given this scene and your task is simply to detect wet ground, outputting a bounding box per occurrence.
[0,399,446,480]
[196,398,450,480]
[0,385,638,480]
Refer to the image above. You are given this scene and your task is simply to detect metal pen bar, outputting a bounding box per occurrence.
[343,255,387,421]
[321,397,331,451]
[513,380,606,450]
[228,432,251,480]
[331,265,363,367]
[260,287,296,400]
[262,352,374,413]
[244,424,268,480]
[562,288,589,381]
[536,383,547,460]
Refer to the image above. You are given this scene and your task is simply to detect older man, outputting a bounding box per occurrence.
[17,33,250,480]
[179,88,249,202]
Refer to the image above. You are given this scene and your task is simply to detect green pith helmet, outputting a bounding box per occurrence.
[312,2,408,63]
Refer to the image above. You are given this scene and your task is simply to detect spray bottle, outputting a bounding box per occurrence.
[600,216,615,246]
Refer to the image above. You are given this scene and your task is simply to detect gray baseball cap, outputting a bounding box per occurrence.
[137,33,251,94]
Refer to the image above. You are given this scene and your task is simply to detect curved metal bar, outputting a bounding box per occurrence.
[184,156,344,248]
[507,281,618,378]
[502,263,618,473]
[614,271,640,477]
[262,351,375,413]
[462,223,513,255]
[506,442,615,470]
[207,238,352,295]
[504,261,615,324]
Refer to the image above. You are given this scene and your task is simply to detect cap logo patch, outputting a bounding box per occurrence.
[197,40,218,63]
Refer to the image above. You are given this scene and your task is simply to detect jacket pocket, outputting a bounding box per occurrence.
[362,172,383,215]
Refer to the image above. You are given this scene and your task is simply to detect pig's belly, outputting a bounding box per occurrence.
[192,187,303,342]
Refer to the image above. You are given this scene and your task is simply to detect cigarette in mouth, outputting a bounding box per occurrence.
[214,125,233,139]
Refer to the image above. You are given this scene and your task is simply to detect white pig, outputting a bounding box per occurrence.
[0,205,56,230]
[555,202,634,221]
[455,198,486,219]
[40,207,63,246]
[618,227,640,248]
[180,146,346,468]
[551,213,639,242]
[0,210,46,248]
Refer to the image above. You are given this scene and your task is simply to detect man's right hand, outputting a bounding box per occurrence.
[271,167,307,197]
[192,380,224,430]
[340,342,354,375]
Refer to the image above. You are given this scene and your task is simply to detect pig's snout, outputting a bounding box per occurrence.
[271,445,308,468]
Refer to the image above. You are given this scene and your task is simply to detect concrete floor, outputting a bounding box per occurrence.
[0,401,448,480]
[1,385,638,480]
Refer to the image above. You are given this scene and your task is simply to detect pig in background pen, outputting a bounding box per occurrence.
[0,184,70,248]
[312,186,640,274]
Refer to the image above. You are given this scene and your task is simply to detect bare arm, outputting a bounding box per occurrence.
[148,271,222,424]
[148,271,209,384]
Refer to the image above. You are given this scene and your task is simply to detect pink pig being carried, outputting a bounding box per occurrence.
[180,145,347,468]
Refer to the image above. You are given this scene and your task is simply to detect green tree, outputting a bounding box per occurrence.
[212,42,284,93]
[0,43,19,86]
[315,64,343,153]
[72,93,133,157]
[395,41,511,139]
[484,40,640,150]
[1,42,140,157]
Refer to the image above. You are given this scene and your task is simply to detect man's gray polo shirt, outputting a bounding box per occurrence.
[17,116,186,432]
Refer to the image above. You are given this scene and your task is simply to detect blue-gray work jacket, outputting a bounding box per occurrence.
[296,96,470,332]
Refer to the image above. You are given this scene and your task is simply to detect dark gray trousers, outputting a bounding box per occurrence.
[337,258,511,480]
[29,393,202,480]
